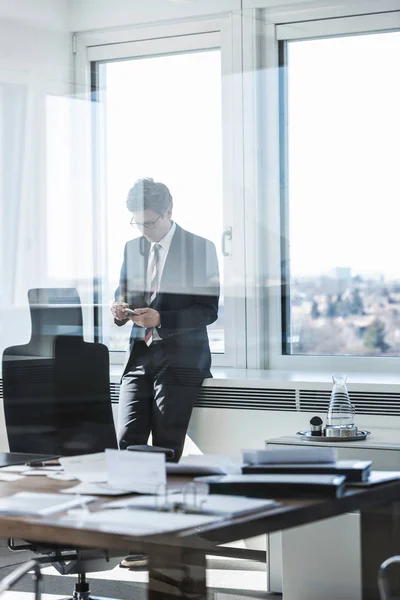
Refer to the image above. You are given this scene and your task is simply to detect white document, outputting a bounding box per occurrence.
[59,453,107,483]
[106,449,166,494]
[59,450,166,494]
[0,492,96,516]
[61,482,134,496]
[107,493,278,517]
[60,508,220,536]
[22,469,64,477]
[243,447,337,465]
[47,473,79,482]
[0,472,25,482]
[167,454,240,476]
[0,465,29,473]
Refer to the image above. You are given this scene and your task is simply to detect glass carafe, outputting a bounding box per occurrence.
[326,373,356,437]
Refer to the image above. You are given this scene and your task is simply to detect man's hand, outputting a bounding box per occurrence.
[132,308,161,328]
[111,301,131,321]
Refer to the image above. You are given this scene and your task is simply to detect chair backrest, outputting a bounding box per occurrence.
[19,288,84,357]
[2,288,117,455]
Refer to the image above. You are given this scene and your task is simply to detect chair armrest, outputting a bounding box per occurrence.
[378,555,400,600]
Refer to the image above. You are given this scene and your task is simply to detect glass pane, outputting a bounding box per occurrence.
[96,49,224,353]
[284,31,400,356]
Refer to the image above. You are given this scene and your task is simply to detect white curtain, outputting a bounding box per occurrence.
[0,80,98,368]
[0,82,27,303]
[0,80,34,362]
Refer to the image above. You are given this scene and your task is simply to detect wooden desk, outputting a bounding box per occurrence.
[0,475,399,599]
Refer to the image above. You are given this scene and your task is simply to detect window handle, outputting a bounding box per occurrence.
[221,226,232,256]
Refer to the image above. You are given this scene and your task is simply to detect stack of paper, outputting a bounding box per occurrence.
[241,448,375,482]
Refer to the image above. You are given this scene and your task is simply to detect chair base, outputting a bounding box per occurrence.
[59,574,123,600]
[60,596,117,600]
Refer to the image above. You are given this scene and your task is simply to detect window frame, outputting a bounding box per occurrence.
[74,17,248,369]
[262,8,400,374]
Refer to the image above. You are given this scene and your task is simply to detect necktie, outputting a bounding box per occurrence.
[144,244,160,346]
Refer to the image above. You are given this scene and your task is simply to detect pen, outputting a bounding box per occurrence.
[25,459,60,467]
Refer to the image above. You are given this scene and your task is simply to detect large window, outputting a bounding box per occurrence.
[76,10,400,374]
[83,24,245,367]
[279,23,400,360]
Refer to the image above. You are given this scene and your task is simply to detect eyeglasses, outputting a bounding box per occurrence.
[130,215,161,230]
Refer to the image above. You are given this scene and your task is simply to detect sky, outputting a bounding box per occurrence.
[288,32,400,279]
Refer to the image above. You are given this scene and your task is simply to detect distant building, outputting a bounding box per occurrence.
[332,267,352,293]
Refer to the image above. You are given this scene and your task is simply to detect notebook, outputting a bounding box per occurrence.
[242,460,372,482]
[0,492,95,516]
[196,474,346,499]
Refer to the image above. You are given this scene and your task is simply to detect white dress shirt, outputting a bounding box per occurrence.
[147,221,176,340]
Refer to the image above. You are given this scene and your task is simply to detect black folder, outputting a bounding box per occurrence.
[242,460,372,482]
[196,474,347,499]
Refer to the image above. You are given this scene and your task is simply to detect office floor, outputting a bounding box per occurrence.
[0,539,280,599]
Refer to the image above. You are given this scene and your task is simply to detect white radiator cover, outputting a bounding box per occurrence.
[2,375,400,457]
[111,376,400,459]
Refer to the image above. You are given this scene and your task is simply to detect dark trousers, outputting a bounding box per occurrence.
[118,341,202,462]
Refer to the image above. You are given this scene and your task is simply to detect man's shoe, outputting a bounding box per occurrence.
[119,554,148,568]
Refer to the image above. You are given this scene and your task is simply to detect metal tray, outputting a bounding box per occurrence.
[296,430,371,442]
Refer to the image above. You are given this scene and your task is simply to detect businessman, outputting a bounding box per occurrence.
[111,178,220,464]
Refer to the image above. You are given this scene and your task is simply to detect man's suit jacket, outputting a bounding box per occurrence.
[114,224,220,383]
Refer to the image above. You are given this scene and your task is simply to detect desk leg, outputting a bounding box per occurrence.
[361,500,400,600]
[148,546,207,600]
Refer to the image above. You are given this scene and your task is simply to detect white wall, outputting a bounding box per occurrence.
[70,0,400,33]
[0,0,71,82]
[0,20,71,90]
[242,0,400,13]
[70,0,241,31]
[0,0,70,31]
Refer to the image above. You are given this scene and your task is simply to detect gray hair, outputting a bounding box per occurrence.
[126,178,173,215]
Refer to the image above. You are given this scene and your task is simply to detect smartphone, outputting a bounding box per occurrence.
[125,308,139,315]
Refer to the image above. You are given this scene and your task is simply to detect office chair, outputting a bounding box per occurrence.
[2,288,122,600]
[0,557,125,600]
[2,288,117,455]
